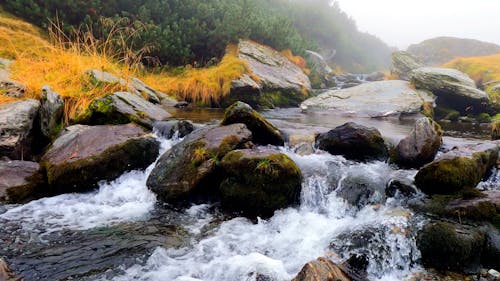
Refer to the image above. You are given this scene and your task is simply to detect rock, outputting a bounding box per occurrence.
[0,61,25,99]
[39,85,64,138]
[219,148,302,217]
[492,120,500,141]
[41,124,159,195]
[86,92,171,129]
[0,258,21,281]
[417,221,485,272]
[301,80,434,117]
[364,71,385,82]
[386,177,417,198]
[390,117,442,168]
[147,124,252,202]
[221,101,284,146]
[316,122,388,162]
[305,50,336,89]
[0,160,43,203]
[292,257,350,281]
[0,99,40,160]
[488,269,500,280]
[336,173,386,208]
[444,190,500,222]
[174,101,189,108]
[129,77,161,104]
[415,142,499,195]
[410,67,490,114]
[225,40,312,108]
[153,120,194,139]
[483,229,500,271]
[391,51,424,81]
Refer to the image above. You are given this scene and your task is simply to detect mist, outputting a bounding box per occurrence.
[335,0,500,49]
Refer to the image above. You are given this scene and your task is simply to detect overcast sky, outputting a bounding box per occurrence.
[335,0,500,49]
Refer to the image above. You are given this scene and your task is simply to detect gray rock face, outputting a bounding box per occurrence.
[226,40,311,108]
[0,99,40,160]
[411,67,490,113]
[301,80,434,117]
[41,124,159,195]
[305,50,336,89]
[0,160,43,203]
[153,120,194,139]
[391,118,442,168]
[391,51,424,81]
[40,86,64,138]
[147,124,252,202]
[87,91,171,129]
[305,50,333,77]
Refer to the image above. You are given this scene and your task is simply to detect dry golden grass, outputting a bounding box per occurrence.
[281,49,309,74]
[384,71,400,80]
[443,54,500,83]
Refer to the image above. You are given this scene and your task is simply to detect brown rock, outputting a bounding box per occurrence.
[0,160,43,203]
[292,257,350,281]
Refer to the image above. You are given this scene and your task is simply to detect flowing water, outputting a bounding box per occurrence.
[0,109,498,281]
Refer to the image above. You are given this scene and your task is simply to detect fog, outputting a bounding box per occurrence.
[335,0,500,49]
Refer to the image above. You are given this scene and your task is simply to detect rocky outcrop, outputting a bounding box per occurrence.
[219,148,302,217]
[316,122,388,162]
[0,160,43,203]
[39,85,64,138]
[410,67,490,114]
[292,257,350,281]
[390,118,442,168]
[225,40,311,108]
[41,124,159,195]
[147,124,252,202]
[391,51,424,81]
[415,142,499,195]
[221,101,284,146]
[153,120,194,139]
[85,92,171,129]
[301,80,434,117]
[0,99,40,160]
[305,50,336,89]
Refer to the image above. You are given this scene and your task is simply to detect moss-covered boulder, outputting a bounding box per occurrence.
[417,221,486,272]
[414,142,499,195]
[0,160,44,203]
[221,101,284,146]
[390,117,442,168]
[41,124,159,195]
[219,148,301,217]
[292,257,351,281]
[147,124,252,202]
[443,190,500,224]
[316,122,388,162]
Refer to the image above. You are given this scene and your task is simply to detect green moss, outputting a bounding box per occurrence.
[421,102,435,119]
[492,119,500,140]
[476,113,491,123]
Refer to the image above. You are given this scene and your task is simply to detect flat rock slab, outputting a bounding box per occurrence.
[0,160,43,203]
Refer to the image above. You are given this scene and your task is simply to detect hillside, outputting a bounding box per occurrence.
[407,36,500,65]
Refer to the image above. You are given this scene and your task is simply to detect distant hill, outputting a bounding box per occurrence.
[407,37,500,66]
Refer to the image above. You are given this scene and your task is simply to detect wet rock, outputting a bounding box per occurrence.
[444,190,500,222]
[174,101,189,108]
[316,122,388,162]
[219,148,302,218]
[292,257,350,281]
[153,120,194,139]
[417,221,485,272]
[386,177,417,198]
[301,80,434,117]
[411,67,490,114]
[0,258,20,281]
[0,160,43,203]
[147,124,252,202]
[221,101,284,146]
[294,142,315,156]
[305,50,336,89]
[0,99,40,160]
[415,142,499,195]
[336,174,386,208]
[364,71,385,82]
[391,51,424,81]
[483,227,500,270]
[390,117,442,168]
[39,85,64,138]
[41,124,159,195]
[225,40,311,108]
[86,92,171,129]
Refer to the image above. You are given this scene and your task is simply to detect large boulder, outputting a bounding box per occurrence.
[444,190,500,223]
[39,85,64,138]
[292,257,350,281]
[301,80,434,117]
[219,148,302,217]
[316,122,388,162]
[221,101,284,146]
[0,99,40,160]
[41,124,159,195]
[85,92,171,129]
[147,124,252,202]
[0,160,44,203]
[391,51,424,81]
[415,142,499,195]
[390,118,442,168]
[410,67,490,114]
[225,40,312,108]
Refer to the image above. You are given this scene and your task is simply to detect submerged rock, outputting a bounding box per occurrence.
[0,99,40,160]
[219,148,302,218]
[292,257,350,281]
[391,51,424,81]
[390,117,442,168]
[39,85,64,138]
[0,160,43,203]
[316,122,388,162]
[153,120,194,139]
[221,101,284,146]
[147,124,252,202]
[41,124,159,195]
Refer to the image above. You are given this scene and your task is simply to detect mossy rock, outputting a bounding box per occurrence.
[476,113,492,123]
[221,101,284,146]
[219,148,302,218]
